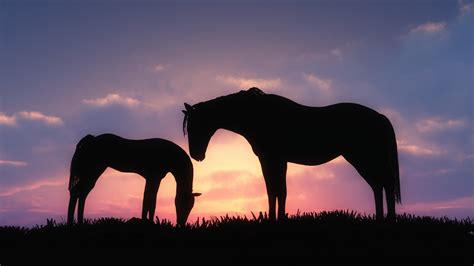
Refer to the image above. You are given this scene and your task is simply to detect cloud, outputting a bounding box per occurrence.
[0,160,28,167]
[17,111,64,126]
[415,117,466,133]
[83,93,141,108]
[399,196,474,217]
[0,178,66,197]
[216,75,282,90]
[303,73,332,92]
[152,64,166,73]
[380,109,450,157]
[0,111,63,126]
[297,41,362,63]
[397,139,445,156]
[460,1,474,16]
[463,154,474,161]
[297,47,346,62]
[0,112,17,126]
[330,48,343,60]
[409,22,447,35]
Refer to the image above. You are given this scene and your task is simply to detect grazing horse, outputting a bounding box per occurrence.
[67,134,201,226]
[182,87,400,221]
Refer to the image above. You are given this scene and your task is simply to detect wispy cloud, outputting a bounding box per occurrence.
[460,1,474,16]
[0,112,17,126]
[464,154,474,161]
[409,22,447,35]
[330,48,343,60]
[152,64,166,73]
[83,93,141,108]
[17,111,64,126]
[82,93,177,110]
[216,75,282,90]
[0,160,28,167]
[298,50,341,62]
[303,73,332,92]
[397,139,445,156]
[415,117,466,133]
[0,111,63,126]
[297,42,362,63]
[400,196,474,214]
[0,179,66,197]
[380,108,448,157]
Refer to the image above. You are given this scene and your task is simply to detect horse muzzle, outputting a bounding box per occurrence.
[191,151,205,162]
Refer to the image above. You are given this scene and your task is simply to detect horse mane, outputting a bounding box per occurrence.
[196,87,265,109]
[183,87,265,135]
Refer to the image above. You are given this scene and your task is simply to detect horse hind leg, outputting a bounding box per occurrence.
[343,154,384,221]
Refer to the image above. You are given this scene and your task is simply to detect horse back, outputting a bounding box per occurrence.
[249,99,392,162]
[93,134,191,176]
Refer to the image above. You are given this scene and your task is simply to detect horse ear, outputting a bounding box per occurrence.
[184,103,193,111]
[192,192,202,197]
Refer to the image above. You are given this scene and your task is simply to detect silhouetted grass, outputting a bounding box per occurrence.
[0,210,472,260]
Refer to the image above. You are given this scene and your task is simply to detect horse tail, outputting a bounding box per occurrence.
[69,134,95,191]
[383,115,401,204]
[69,160,76,191]
[69,152,78,191]
[391,135,401,204]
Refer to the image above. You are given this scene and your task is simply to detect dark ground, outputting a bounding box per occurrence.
[0,210,472,264]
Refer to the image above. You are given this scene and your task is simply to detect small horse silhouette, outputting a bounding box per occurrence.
[183,87,400,221]
[67,133,201,226]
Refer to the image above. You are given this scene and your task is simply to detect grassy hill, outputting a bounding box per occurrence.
[0,210,472,261]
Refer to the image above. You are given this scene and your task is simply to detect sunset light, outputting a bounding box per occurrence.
[1,0,472,227]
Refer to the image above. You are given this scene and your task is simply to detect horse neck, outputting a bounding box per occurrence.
[173,161,193,197]
[207,102,251,138]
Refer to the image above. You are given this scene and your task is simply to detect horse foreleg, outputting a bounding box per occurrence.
[276,163,288,220]
[264,179,277,221]
[259,157,286,221]
[277,189,287,220]
[141,196,149,221]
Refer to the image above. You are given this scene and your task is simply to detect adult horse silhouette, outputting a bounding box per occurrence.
[67,134,201,226]
[182,87,400,221]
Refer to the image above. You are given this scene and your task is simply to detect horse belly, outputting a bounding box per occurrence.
[107,151,165,176]
[284,142,342,166]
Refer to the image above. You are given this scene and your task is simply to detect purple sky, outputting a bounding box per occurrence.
[1,0,473,226]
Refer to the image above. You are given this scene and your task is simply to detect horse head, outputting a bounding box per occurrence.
[175,192,201,226]
[182,103,216,161]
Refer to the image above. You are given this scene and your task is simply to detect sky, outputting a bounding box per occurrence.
[0,0,473,226]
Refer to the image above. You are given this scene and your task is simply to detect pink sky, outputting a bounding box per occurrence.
[0,1,472,226]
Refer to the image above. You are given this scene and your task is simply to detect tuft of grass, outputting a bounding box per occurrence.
[0,210,471,258]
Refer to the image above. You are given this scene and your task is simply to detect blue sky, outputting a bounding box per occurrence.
[0,0,473,226]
